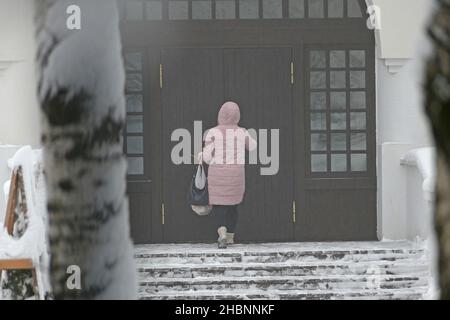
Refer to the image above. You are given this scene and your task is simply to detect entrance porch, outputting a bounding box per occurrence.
[135,240,432,300]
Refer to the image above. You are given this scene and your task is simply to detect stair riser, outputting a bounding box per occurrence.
[139,278,429,294]
[140,293,425,300]
[138,265,429,279]
[135,249,424,259]
[136,253,426,265]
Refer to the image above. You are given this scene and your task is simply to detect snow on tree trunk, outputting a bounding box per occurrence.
[425,0,450,300]
[35,0,137,299]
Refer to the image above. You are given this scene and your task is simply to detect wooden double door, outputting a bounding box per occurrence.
[126,45,377,244]
[162,47,295,242]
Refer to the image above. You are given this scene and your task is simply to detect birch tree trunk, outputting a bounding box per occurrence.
[35,0,137,299]
[425,0,450,300]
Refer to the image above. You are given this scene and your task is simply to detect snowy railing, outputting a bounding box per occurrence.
[400,147,436,239]
[0,146,50,299]
[400,147,439,299]
[400,147,436,204]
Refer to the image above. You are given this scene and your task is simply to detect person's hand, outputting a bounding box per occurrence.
[197,152,203,163]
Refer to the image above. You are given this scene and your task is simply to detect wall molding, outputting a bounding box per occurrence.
[366,0,430,74]
[383,58,411,74]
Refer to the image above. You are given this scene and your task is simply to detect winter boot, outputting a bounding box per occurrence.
[226,233,235,245]
[217,226,228,249]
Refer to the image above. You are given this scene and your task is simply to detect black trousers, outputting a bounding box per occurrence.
[213,205,238,233]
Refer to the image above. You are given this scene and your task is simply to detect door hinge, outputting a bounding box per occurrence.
[290,62,294,85]
[161,203,165,225]
[160,64,163,89]
[292,201,296,224]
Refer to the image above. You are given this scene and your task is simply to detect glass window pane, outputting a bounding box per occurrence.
[350,71,366,88]
[311,113,327,130]
[289,0,305,18]
[308,0,324,18]
[126,74,143,92]
[312,154,327,172]
[330,50,346,68]
[310,50,326,68]
[263,0,283,19]
[351,154,367,171]
[169,0,189,20]
[311,133,327,151]
[330,71,346,89]
[146,1,162,20]
[127,136,144,154]
[350,112,366,130]
[216,0,236,19]
[192,0,212,19]
[311,92,326,110]
[351,133,366,150]
[330,91,346,109]
[126,1,144,20]
[347,0,363,18]
[331,113,346,130]
[311,71,326,89]
[331,133,347,151]
[331,154,347,172]
[350,91,366,109]
[128,157,144,175]
[126,94,143,113]
[125,52,142,72]
[350,50,366,68]
[127,115,144,133]
[328,0,343,18]
[239,0,259,19]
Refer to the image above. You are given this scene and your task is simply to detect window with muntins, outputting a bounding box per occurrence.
[124,51,145,176]
[308,48,368,174]
[117,0,364,21]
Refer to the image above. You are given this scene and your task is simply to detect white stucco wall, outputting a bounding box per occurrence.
[372,0,435,240]
[0,0,40,148]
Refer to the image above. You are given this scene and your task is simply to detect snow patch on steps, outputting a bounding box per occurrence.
[135,241,433,300]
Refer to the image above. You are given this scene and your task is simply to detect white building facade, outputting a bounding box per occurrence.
[0,0,436,242]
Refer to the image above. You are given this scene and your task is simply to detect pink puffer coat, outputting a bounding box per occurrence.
[201,102,257,205]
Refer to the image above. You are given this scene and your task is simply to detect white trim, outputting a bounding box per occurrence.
[383,58,411,74]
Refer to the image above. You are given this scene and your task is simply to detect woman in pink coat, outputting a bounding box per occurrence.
[198,101,257,248]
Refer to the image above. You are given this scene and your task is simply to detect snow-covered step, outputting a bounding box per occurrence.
[137,261,429,279]
[139,274,429,293]
[135,250,425,265]
[135,241,431,300]
[141,288,429,300]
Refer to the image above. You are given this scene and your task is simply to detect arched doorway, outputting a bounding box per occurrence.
[118,0,377,243]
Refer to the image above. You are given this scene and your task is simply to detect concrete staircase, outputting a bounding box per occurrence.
[135,241,432,300]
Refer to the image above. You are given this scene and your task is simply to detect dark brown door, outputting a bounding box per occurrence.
[223,48,294,242]
[161,47,295,243]
[123,50,153,244]
[161,48,223,242]
[294,45,377,241]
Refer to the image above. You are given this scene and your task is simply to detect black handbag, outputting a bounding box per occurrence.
[189,164,209,205]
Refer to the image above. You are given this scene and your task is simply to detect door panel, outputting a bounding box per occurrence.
[123,49,153,244]
[162,48,224,242]
[161,47,295,243]
[224,48,294,242]
[294,45,377,241]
